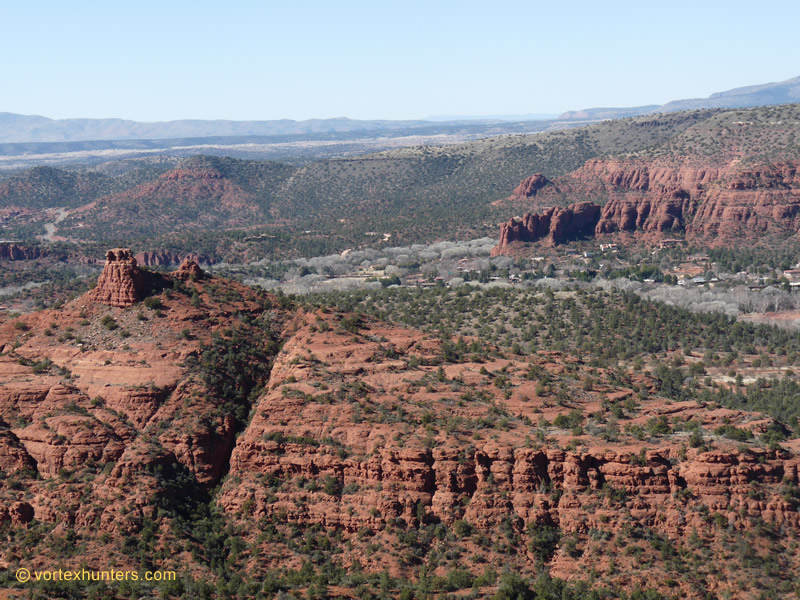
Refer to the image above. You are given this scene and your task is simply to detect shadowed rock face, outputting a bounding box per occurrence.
[89,248,146,308]
[0,243,47,261]
[492,202,601,253]
[512,173,552,198]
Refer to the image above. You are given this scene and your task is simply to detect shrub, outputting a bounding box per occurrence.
[715,424,752,441]
[527,523,561,563]
[101,315,118,330]
[453,519,472,538]
[323,475,342,496]
[494,573,533,600]
[144,297,163,310]
[689,430,705,448]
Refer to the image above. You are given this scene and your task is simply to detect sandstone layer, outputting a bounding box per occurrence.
[492,201,601,252]
[492,159,800,254]
[88,248,147,308]
[0,242,50,261]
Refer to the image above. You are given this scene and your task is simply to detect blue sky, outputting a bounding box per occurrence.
[4,0,798,121]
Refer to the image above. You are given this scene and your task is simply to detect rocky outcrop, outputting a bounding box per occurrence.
[596,190,694,234]
[512,173,553,198]
[492,201,601,253]
[0,270,279,539]
[135,250,211,267]
[174,258,205,281]
[215,310,800,582]
[492,159,800,253]
[0,242,49,261]
[0,502,35,525]
[88,248,146,308]
[689,163,800,240]
[492,173,557,207]
[551,201,602,242]
[1,277,799,595]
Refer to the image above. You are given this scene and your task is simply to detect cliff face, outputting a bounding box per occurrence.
[512,173,554,198]
[690,162,800,240]
[88,248,147,308]
[492,159,800,253]
[213,312,800,591]
[492,201,601,253]
[0,242,49,261]
[0,259,273,539]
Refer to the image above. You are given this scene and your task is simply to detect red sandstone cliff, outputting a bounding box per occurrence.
[0,242,50,261]
[492,201,601,253]
[513,173,552,198]
[491,173,556,207]
[492,159,800,254]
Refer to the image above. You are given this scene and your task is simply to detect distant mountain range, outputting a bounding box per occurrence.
[559,75,800,120]
[1,75,798,145]
[0,114,504,144]
[424,113,560,122]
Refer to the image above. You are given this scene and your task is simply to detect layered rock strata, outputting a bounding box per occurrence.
[492,201,601,252]
[88,248,146,307]
[492,160,800,254]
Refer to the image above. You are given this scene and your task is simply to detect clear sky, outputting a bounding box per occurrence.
[3,0,798,122]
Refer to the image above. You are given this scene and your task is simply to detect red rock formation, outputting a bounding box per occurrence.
[550,201,602,242]
[88,248,146,307]
[492,159,800,254]
[0,502,34,525]
[2,276,800,594]
[214,311,800,583]
[492,201,600,254]
[0,242,48,261]
[596,190,694,234]
[174,258,205,281]
[689,163,800,242]
[512,173,552,198]
[492,174,556,207]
